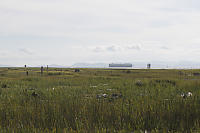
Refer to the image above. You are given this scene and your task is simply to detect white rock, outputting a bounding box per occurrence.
[187,92,192,97]
[102,94,107,98]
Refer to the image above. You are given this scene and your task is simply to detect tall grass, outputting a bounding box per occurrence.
[0,68,199,132]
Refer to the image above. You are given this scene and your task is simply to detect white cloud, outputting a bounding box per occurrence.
[106,45,119,52]
[126,45,141,51]
[160,46,169,50]
[19,48,34,55]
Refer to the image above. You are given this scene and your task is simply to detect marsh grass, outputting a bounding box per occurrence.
[0,68,199,132]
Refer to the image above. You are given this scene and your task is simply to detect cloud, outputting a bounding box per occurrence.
[126,45,141,50]
[0,51,9,57]
[92,45,119,53]
[92,44,141,53]
[19,48,33,55]
[106,46,118,52]
[1,0,200,66]
[93,47,103,52]
[160,46,170,50]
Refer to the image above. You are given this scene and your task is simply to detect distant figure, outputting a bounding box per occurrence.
[26,71,29,76]
[147,64,151,69]
[25,65,27,68]
[41,66,44,75]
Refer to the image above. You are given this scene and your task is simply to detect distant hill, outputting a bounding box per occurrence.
[34,64,68,68]
[48,64,68,68]
[0,64,11,67]
[70,63,108,68]
[2,61,200,69]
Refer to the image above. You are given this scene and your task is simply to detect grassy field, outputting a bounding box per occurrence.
[0,67,200,132]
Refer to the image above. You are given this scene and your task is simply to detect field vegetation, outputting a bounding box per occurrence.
[0,67,200,132]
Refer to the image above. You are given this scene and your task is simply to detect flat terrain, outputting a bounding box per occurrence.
[0,67,200,132]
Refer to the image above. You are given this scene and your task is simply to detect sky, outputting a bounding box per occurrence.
[1,0,200,67]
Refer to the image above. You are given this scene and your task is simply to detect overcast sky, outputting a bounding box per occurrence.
[1,0,200,67]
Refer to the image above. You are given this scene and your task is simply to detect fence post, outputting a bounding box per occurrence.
[25,65,28,76]
[47,65,48,73]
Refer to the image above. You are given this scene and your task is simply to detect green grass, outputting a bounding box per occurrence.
[0,68,200,132]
